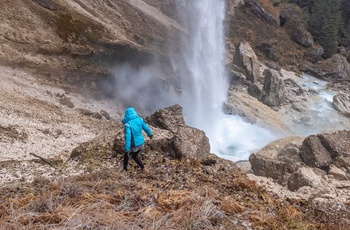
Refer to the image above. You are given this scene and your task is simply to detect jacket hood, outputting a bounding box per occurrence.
[122,107,139,124]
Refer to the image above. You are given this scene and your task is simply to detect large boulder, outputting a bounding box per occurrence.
[318,131,350,171]
[304,44,324,63]
[261,69,285,107]
[299,135,333,170]
[249,136,304,183]
[145,104,211,160]
[145,104,185,133]
[288,23,314,47]
[300,131,350,175]
[280,4,313,47]
[173,126,210,160]
[333,92,350,118]
[244,0,279,27]
[280,4,303,23]
[233,42,262,83]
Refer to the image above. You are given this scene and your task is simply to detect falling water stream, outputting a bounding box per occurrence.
[174,0,277,161]
[112,1,350,161]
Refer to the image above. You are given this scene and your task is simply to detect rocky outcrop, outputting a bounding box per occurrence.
[288,23,314,47]
[281,4,313,47]
[261,69,285,107]
[249,136,304,183]
[250,131,350,190]
[233,42,262,83]
[333,92,350,117]
[244,0,279,27]
[73,104,211,161]
[301,54,350,80]
[225,88,292,134]
[145,104,185,133]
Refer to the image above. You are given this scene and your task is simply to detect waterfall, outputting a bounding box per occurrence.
[174,0,276,161]
[175,0,227,134]
[113,0,277,161]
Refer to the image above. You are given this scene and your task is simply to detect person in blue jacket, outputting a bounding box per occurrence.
[122,107,153,171]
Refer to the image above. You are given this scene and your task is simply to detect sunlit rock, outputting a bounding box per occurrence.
[233,42,262,83]
[287,167,321,191]
[249,136,304,183]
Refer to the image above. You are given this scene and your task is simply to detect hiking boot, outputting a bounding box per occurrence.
[141,167,149,174]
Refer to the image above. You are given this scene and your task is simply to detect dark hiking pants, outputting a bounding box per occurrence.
[123,150,144,171]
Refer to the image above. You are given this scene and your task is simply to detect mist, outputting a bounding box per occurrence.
[111,0,278,161]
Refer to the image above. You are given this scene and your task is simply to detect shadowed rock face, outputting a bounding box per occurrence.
[244,0,279,27]
[300,135,333,170]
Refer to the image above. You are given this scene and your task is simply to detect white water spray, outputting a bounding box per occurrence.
[175,0,227,132]
[174,0,277,161]
[113,0,278,161]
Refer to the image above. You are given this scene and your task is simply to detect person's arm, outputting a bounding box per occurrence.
[141,119,152,138]
[124,124,132,152]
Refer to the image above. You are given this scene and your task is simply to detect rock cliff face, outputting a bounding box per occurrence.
[0,0,181,89]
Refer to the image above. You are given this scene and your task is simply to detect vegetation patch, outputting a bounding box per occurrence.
[0,152,348,229]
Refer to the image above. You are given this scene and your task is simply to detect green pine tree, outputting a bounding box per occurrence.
[340,0,350,46]
[308,0,341,58]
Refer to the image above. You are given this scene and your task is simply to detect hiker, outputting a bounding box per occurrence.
[122,107,153,172]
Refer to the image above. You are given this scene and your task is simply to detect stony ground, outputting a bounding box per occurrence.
[0,65,123,184]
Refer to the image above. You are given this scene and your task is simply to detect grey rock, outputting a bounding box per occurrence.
[173,126,210,160]
[333,92,350,118]
[249,136,304,183]
[233,42,262,83]
[261,69,285,107]
[145,104,185,134]
[244,0,279,27]
[299,135,333,170]
[287,167,321,191]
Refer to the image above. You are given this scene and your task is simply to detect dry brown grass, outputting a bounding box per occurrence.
[0,156,349,229]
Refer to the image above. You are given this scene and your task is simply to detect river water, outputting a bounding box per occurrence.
[113,1,348,162]
[283,74,350,136]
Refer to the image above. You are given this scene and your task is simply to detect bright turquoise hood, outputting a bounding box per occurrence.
[122,107,138,124]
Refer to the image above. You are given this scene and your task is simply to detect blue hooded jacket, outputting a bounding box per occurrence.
[122,108,152,152]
